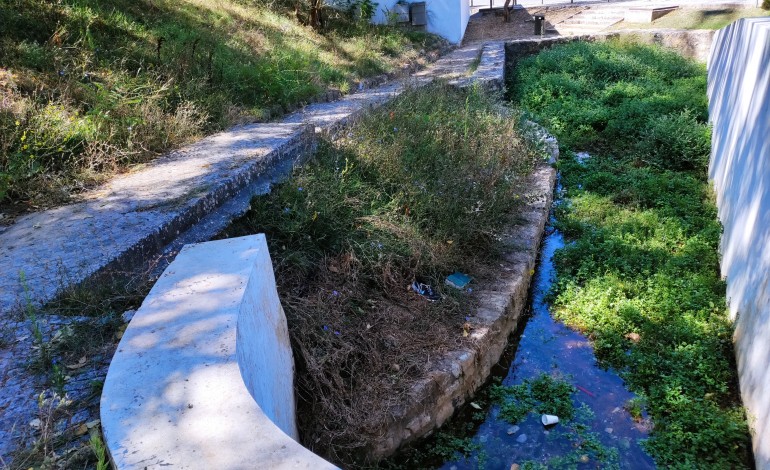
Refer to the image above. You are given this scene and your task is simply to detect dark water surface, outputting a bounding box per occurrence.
[392,185,656,469]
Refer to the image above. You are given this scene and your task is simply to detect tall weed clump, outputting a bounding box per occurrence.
[512,40,753,468]
[224,83,540,465]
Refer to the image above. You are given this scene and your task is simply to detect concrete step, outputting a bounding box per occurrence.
[563,17,624,25]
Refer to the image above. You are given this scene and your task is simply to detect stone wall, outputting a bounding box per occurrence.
[505,29,715,76]
[707,17,770,469]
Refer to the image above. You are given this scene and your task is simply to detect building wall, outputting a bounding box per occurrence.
[707,17,770,469]
[370,0,470,44]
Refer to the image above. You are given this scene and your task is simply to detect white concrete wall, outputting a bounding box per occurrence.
[707,17,770,469]
[371,0,470,44]
[101,235,336,469]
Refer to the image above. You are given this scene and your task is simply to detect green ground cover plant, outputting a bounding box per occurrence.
[386,374,620,469]
[222,83,542,465]
[490,374,576,424]
[511,40,753,467]
[0,0,442,207]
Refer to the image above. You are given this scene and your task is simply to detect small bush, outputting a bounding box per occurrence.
[634,110,712,173]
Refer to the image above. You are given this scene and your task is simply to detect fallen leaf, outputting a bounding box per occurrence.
[115,324,128,340]
[75,424,88,436]
[625,332,641,343]
[470,402,482,410]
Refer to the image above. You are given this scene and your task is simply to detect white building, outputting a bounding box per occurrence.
[328,0,471,44]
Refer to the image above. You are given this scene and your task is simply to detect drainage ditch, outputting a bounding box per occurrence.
[386,180,655,469]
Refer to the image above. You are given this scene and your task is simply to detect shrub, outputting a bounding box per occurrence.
[634,110,712,173]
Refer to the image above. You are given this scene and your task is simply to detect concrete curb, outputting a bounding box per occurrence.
[101,235,337,469]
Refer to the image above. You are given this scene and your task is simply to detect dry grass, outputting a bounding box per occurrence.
[222,83,543,466]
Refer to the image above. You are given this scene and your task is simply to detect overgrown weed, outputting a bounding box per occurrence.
[513,40,752,467]
[223,82,541,465]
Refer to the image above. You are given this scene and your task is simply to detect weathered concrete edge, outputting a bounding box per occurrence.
[98,125,316,281]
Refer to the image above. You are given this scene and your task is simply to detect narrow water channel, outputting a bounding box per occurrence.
[390,180,656,469]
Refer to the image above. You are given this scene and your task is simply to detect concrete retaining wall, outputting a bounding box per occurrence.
[505,29,716,72]
[101,235,336,469]
[707,18,770,469]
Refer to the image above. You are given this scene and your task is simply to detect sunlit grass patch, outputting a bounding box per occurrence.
[0,0,443,206]
[513,40,753,467]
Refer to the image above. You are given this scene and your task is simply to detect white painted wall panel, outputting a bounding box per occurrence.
[707,18,770,469]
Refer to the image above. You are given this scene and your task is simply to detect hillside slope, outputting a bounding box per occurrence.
[0,0,442,209]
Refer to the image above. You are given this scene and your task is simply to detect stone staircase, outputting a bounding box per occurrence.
[549,6,626,35]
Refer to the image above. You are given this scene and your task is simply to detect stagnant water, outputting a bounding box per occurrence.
[390,183,656,469]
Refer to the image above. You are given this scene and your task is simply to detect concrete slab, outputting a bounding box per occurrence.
[100,234,336,469]
[625,6,679,23]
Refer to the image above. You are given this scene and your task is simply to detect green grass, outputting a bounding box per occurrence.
[0,0,443,205]
[490,373,577,424]
[615,7,770,31]
[511,40,753,468]
[222,83,541,465]
[385,374,620,470]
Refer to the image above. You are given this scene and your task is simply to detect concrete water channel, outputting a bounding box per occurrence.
[390,180,655,469]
